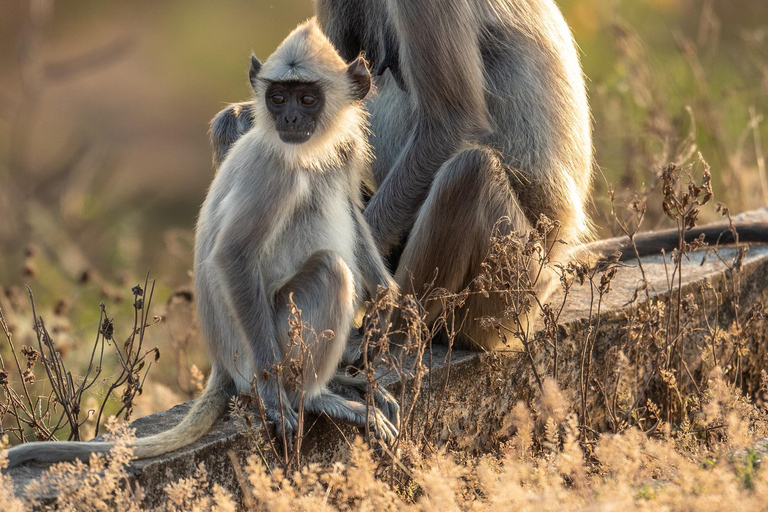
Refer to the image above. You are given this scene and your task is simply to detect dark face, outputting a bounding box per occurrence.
[265,82,325,144]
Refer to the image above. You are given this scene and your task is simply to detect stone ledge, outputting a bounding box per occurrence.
[8,208,768,505]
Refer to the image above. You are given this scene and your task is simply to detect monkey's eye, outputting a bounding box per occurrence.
[300,95,317,106]
[270,94,286,105]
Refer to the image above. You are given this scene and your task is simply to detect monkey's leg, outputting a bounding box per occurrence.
[328,374,401,428]
[274,251,399,439]
[394,146,557,351]
[197,260,300,443]
[274,250,357,400]
[304,390,399,445]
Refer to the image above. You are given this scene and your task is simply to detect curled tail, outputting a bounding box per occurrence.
[4,369,234,469]
[582,221,768,264]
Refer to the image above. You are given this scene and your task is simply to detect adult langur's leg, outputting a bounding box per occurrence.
[391,146,562,351]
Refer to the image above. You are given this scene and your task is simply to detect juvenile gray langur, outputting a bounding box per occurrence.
[5,19,399,468]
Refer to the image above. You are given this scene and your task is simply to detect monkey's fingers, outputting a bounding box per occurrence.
[373,387,400,429]
[264,406,299,452]
[368,409,399,447]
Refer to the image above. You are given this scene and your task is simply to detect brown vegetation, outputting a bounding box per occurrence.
[4,159,768,509]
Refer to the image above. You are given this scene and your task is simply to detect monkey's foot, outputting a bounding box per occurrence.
[367,408,399,447]
[328,374,401,428]
[263,406,299,450]
[306,390,400,447]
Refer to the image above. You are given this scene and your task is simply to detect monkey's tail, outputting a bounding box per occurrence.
[4,368,234,469]
[582,221,768,264]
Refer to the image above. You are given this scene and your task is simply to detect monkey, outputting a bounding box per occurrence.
[210,0,593,351]
[210,101,255,168]
[210,1,768,353]
[4,19,400,469]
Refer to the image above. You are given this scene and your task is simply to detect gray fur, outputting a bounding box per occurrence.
[391,146,542,349]
[324,0,594,248]
[4,20,397,469]
[324,0,591,349]
[197,19,397,443]
[210,101,255,168]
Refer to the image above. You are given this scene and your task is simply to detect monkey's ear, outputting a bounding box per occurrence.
[249,54,262,91]
[347,56,372,100]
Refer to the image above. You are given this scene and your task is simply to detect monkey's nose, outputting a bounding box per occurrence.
[285,115,298,124]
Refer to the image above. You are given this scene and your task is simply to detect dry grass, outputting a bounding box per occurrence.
[4,162,768,510]
[0,277,160,443]
[3,366,768,511]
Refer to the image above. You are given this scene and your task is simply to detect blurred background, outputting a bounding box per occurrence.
[0,0,766,435]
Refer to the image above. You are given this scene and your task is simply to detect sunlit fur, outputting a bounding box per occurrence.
[313,0,594,349]
[317,0,594,246]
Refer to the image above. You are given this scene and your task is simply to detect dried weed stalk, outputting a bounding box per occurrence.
[0,277,160,443]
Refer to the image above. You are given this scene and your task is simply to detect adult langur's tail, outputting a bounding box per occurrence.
[4,368,234,469]
[583,221,768,263]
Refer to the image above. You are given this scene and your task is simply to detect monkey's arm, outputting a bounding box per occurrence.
[363,0,488,253]
[212,200,283,373]
[354,207,399,296]
[210,102,255,168]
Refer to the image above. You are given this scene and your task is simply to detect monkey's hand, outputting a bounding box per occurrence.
[263,405,299,451]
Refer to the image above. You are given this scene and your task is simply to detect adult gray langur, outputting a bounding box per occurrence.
[213,0,594,350]
[209,1,768,351]
[5,19,399,468]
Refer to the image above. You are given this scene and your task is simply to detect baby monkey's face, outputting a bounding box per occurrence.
[265,81,325,144]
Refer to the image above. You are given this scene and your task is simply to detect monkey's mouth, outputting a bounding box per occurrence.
[278,130,313,144]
